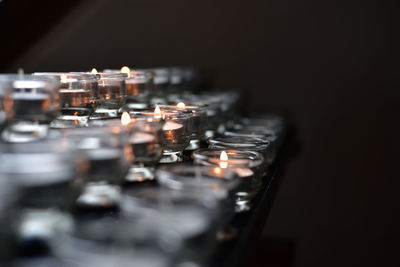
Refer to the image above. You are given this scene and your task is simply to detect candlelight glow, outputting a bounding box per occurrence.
[154,106,162,119]
[121,66,130,73]
[177,102,186,109]
[219,151,228,168]
[91,68,98,74]
[220,151,228,161]
[60,74,68,83]
[121,112,131,126]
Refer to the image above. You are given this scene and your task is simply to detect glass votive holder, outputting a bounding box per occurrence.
[0,138,88,211]
[129,108,192,163]
[207,135,272,166]
[0,174,18,260]
[192,148,264,213]
[156,165,239,200]
[89,114,164,182]
[105,69,153,110]
[89,72,127,119]
[238,114,286,136]
[137,67,169,105]
[224,129,278,164]
[121,186,220,264]
[34,72,98,128]
[156,103,208,150]
[63,128,129,210]
[180,94,222,138]
[0,74,60,142]
[0,78,14,133]
[51,215,170,267]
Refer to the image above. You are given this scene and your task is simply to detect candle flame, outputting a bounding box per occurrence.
[154,106,162,119]
[177,102,186,109]
[219,151,228,168]
[91,68,98,74]
[60,74,68,83]
[220,151,228,161]
[121,112,131,126]
[121,66,130,73]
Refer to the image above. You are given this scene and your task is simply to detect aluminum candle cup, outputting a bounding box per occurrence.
[192,149,264,213]
[89,72,127,119]
[130,108,192,163]
[0,75,60,142]
[0,78,14,133]
[0,139,88,211]
[34,73,98,128]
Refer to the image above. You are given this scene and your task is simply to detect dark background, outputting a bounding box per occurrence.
[2,0,400,266]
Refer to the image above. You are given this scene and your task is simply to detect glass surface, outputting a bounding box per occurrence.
[105,69,154,109]
[0,75,60,142]
[156,165,239,199]
[34,72,98,128]
[192,148,264,212]
[129,108,192,163]
[88,72,127,119]
[0,139,88,210]
[0,78,14,133]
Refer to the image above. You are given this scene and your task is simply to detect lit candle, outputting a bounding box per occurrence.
[202,151,255,178]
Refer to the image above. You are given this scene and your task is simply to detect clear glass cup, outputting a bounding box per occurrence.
[89,116,164,182]
[0,74,60,142]
[192,148,264,213]
[155,103,207,150]
[62,127,129,210]
[105,69,154,110]
[129,108,192,163]
[156,165,239,200]
[51,213,170,267]
[34,72,98,128]
[137,67,169,105]
[89,72,127,119]
[121,186,221,265]
[0,78,14,133]
[0,138,88,210]
[207,135,271,164]
[0,173,18,261]
[224,129,278,164]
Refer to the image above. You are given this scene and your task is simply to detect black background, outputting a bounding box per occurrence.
[2,0,400,266]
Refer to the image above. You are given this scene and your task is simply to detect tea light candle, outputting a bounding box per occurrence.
[193,149,263,178]
[129,132,155,144]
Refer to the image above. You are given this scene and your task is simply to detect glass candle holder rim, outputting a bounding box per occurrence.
[34,72,98,83]
[192,148,264,168]
[156,165,240,192]
[224,130,278,142]
[154,103,208,113]
[75,71,127,81]
[104,69,152,79]
[208,135,270,147]
[129,109,192,120]
[0,74,60,89]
